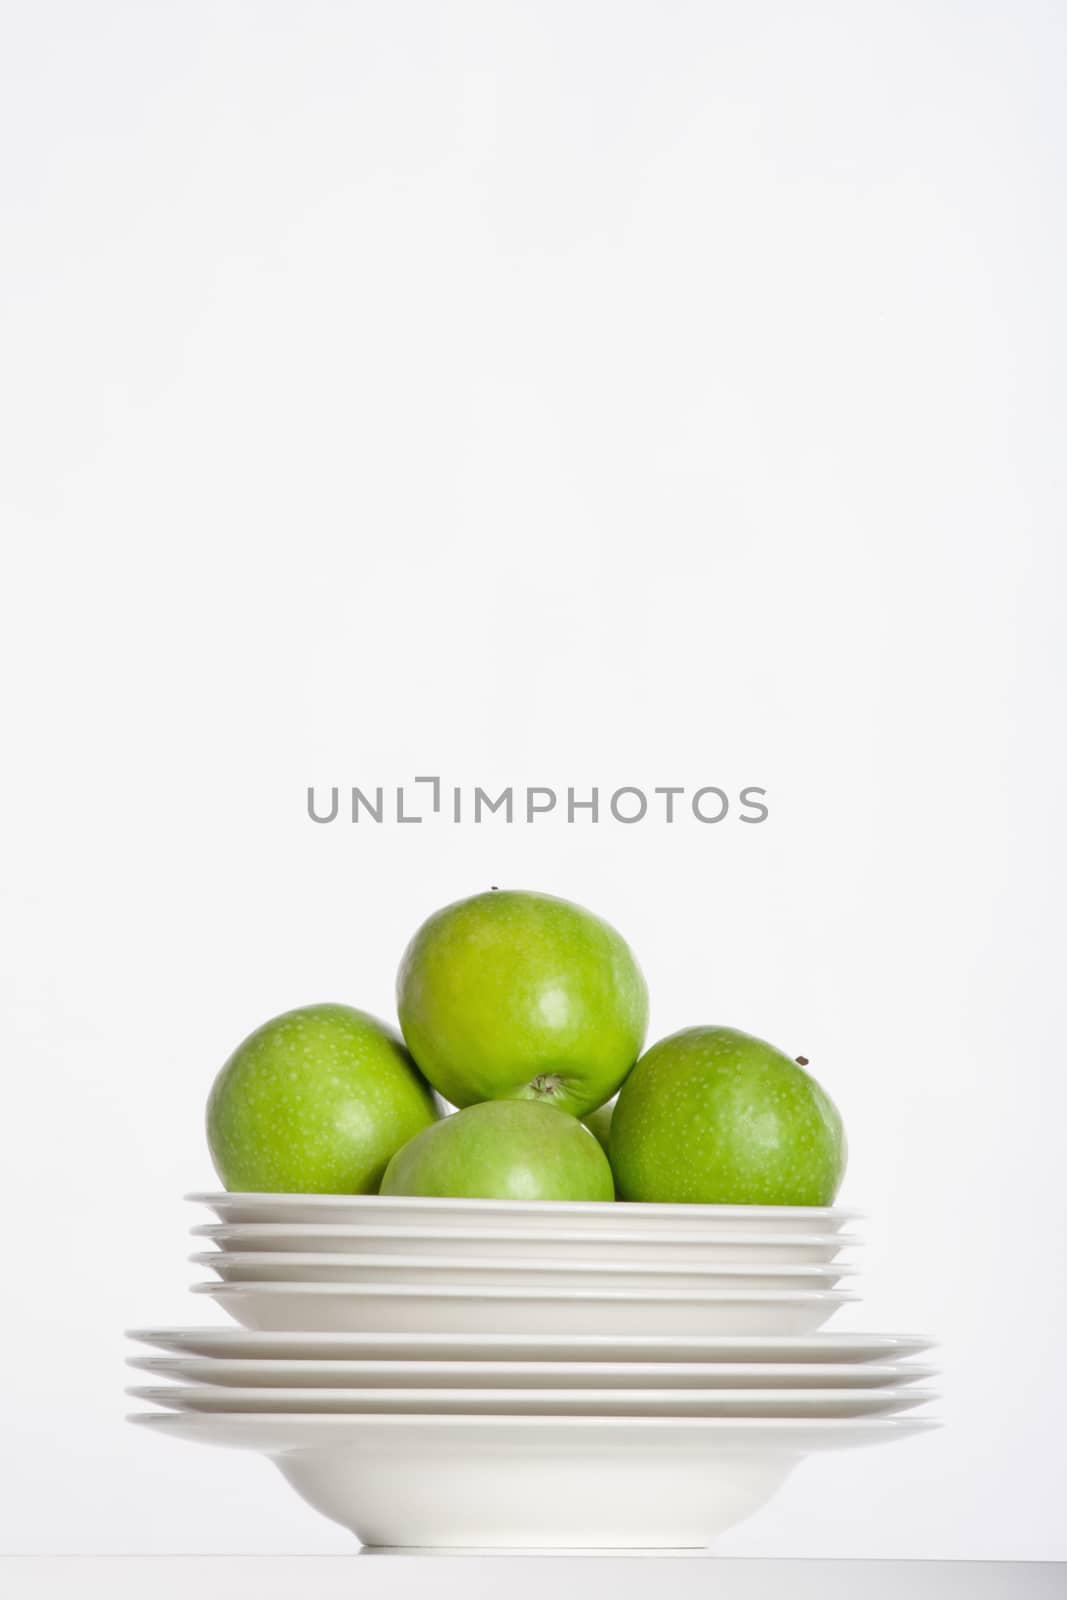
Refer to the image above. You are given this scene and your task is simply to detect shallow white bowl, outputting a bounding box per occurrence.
[128,1382,935,1418]
[188,1192,862,1235]
[128,1326,932,1363]
[129,1354,939,1390]
[190,1250,854,1292]
[192,1222,859,1266]
[130,1410,934,1547]
[192,1280,856,1336]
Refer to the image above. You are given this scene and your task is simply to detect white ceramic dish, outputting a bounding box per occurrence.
[192,1222,859,1266]
[128,1327,933,1363]
[129,1354,939,1390]
[130,1410,935,1547]
[188,1192,862,1235]
[190,1250,854,1292]
[192,1280,855,1336]
[128,1382,934,1418]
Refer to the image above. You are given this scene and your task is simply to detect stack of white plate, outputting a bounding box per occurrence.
[127,1193,938,1549]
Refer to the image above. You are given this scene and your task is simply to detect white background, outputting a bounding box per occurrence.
[2,0,1065,1561]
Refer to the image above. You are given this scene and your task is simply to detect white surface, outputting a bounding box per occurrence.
[128,1356,938,1389]
[127,1384,933,1417]
[193,1280,853,1334]
[192,1222,858,1263]
[127,1328,933,1362]
[2,0,1065,1561]
[190,1249,852,1289]
[130,1413,935,1547]
[189,1194,860,1233]
[4,1558,1062,1600]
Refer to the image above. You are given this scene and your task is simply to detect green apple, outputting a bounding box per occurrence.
[581,1099,619,1197]
[581,1099,615,1155]
[396,889,648,1117]
[380,1099,615,1201]
[207,1003,439,1193]
[610,1026,847,1206]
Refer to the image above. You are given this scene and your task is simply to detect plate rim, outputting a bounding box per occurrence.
[127,1324,934,1353]
[127,1381,938,1405]
[128,1408,939,1436]
[191,1222,863,1248]
[188,1249,857,1280]
[191,1280,859,1305]
[186,1191,865,1222]
[127,1354,941,1382]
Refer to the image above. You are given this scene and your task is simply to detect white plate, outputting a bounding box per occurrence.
[191,1250,854,1292]
[129,1354,939,1390]
[130,1410,935,1548]
[188,1192,862,1234]
[128,1382,934,1418]
[192,1222,859,1266]
[192,1280,855,1335]
[128,1327,933,1363]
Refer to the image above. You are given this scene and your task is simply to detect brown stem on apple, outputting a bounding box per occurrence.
[795,1056,810,1066]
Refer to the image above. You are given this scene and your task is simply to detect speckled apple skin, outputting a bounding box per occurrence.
[207,1004,439,1194]
[610,1026,847,1206]
[396,890,648,1117]
[380,1099,616,1201]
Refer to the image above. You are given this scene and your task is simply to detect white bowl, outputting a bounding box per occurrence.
[129,1354,939,1390]
[187,1192,862,1235]
[128,1382,936,1418]
[190,1250,855,1292]
[128,1326,933,1363]
[192,1222,858,1266]
[192,1280,856,1336]
[130,1410,935,1548]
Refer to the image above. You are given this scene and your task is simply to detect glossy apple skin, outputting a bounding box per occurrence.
[207,1004,439,1193]
[396,890,648,1117]
[610,1026,847,1206]
[380,1099,616,1201]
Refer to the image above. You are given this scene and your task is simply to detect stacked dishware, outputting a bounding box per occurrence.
[127,1193,938,1549]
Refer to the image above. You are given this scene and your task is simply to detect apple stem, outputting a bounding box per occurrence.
[795,1055,810,1066]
